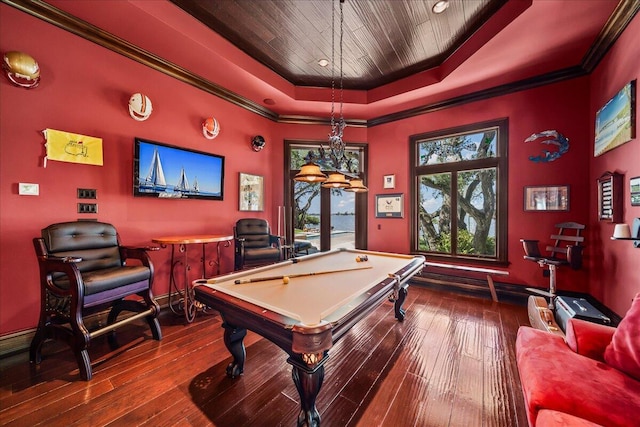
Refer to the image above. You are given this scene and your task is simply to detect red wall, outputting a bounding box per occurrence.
[0,5,368,335]
[1,5,638,336]
[367,79,591,291]
[0,5,288,334]
[588,13,640,316]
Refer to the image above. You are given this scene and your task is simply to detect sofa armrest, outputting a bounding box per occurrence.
[565,318,615,362]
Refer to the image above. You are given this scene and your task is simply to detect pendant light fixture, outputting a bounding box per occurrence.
[292,0,366,192]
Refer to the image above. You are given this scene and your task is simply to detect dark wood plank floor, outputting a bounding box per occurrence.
[0,286,530,426]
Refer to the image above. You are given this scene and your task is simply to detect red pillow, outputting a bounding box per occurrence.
[604,293,640,380]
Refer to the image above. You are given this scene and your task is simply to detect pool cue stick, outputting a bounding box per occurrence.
[234,265,373,284]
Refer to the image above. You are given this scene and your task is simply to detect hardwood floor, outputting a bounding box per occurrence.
[0,286,530,426]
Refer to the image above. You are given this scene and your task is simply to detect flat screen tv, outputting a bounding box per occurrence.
[134,137,224,200]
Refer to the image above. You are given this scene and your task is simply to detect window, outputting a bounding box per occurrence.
[410,119,508,264]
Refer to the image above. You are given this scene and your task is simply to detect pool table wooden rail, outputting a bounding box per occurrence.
[192,249,425,426]
[193,251,424,355]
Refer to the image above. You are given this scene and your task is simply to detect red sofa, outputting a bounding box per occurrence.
[516,294,640,427]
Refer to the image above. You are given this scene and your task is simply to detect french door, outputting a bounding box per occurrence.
[284,140,368,253]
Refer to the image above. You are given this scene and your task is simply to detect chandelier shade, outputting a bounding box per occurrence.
[294,162,327,182]
[345,178,368,192]
[321,172,350,188]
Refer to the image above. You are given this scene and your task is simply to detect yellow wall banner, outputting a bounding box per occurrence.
[43,129,103,167]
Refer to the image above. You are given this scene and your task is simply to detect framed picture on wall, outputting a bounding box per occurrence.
[524,185,570,211]
[594,79,636,157]
[631,176,640,206]
[383,174,396,189]
[239,173,264,211]
[375,193,404,218]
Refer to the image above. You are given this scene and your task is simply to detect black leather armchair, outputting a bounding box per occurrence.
[30,221,162,380]
[234,218,282,270]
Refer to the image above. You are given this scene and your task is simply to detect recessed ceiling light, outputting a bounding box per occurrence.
[432,0,449,14]
[318,59,329,67]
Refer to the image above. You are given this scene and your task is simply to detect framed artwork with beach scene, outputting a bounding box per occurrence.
[594,80,636,157]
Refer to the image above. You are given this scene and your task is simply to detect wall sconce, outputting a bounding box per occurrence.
[611,217,640,248]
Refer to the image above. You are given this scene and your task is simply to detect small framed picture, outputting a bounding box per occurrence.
[239,173,264,211]
[631,176,640,206]
[375,193,404,218]
[524,185,570,212]
[383,174,395,189]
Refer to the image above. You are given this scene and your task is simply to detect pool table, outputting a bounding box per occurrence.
[193,248,425,426]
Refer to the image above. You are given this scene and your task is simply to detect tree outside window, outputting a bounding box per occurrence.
[411,119,508,264]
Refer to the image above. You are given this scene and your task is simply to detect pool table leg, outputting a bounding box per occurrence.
[222,322,247,378]
[291,359,325,427]
[394,285,408,321]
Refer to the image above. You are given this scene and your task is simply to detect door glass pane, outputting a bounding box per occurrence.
[290,148,313,169]
[293,180,320,253]
[456,168,496,256]
[417,129,497,166]
[417,172,451,252]
[291,147,362,174]
[331,188,355,249]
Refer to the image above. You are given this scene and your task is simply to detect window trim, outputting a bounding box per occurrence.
[409,118,509,266]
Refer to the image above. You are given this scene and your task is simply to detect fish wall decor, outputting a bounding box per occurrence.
[524,130,569,162]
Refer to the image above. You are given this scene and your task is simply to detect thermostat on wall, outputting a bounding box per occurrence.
[18,182,39,196]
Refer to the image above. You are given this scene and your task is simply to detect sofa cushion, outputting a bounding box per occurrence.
[536,410,603,427]
[565,318,615,362]
[516,326,640,427]
[604,293,640,381]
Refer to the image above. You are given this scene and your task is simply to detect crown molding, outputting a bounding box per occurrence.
[3,0,637,128]
[2,0,279,122]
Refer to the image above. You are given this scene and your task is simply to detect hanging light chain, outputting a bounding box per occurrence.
[328,0,346,162]
[339,0,344,123]
[330,0,336,130]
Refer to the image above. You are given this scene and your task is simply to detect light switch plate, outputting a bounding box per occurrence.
[18,183,39,196]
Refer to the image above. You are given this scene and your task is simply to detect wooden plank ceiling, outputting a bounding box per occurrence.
[168,0,505,90]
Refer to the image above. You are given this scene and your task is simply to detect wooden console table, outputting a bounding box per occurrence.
[152,234,233,323]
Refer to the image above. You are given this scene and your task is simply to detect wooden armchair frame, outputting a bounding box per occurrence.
[30,221,162,380]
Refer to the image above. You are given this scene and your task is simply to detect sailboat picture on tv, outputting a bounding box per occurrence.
[134,137,224,200]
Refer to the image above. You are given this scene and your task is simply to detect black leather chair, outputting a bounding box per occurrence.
[234,218,282,270]
[30,221,162,380]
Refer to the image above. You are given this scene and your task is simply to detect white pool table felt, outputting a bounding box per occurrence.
[197,250,417,326]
